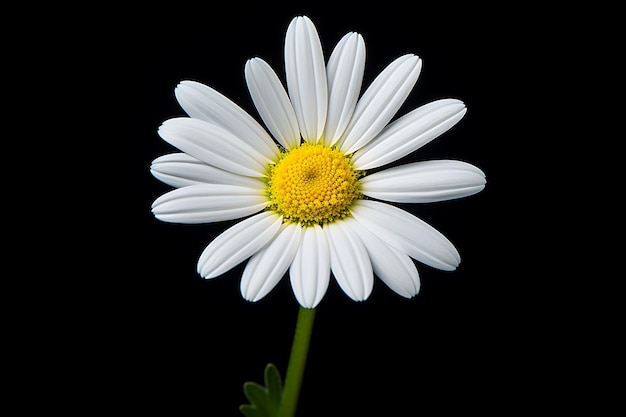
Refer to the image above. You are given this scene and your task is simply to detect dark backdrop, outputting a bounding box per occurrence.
[128,4,572,415]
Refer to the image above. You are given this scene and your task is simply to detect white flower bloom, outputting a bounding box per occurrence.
[151,15,486,308]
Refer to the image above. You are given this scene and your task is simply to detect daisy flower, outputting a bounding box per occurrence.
[151,16,485,309]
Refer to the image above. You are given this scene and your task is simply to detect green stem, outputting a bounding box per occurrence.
[279,307,316,417]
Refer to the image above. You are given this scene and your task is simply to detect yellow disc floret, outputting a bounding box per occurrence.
[266,143,362,226]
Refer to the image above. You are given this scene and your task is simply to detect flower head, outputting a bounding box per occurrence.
[151,16,486,308]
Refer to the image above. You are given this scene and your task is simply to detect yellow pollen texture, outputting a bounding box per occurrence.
[266,143,362,226]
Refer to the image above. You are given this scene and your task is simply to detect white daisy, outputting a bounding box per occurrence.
[151,16,486,308]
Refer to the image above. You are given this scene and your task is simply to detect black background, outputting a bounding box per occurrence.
[126,4,586,416]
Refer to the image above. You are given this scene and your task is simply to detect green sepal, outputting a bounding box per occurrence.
[239,363,283,417]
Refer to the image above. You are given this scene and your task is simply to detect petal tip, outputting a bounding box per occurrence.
[402,53,422,68]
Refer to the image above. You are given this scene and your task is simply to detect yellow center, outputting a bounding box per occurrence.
[266,143,362,226]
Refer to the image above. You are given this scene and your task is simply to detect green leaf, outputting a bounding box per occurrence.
[243,382,270,415]
[264,364,283,415]
[239,404,265,417]
[240,363,284,417]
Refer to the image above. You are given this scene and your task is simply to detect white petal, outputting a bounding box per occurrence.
[150,153,267,189]
[285,16,328,143]
[352,99,467,170]
[197,212,282,278]
[337,54,422,154]
[350,200,460,271]
[174,80,279,160]
[322,32,366,146]
[344,217,420,298]
[158,118,268,177]
[241,223,303,302]
[289,224,330,308]
[151,184,267,224]
[361,160,486,203]
[245,58,301,150]
[324,221,373,302]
